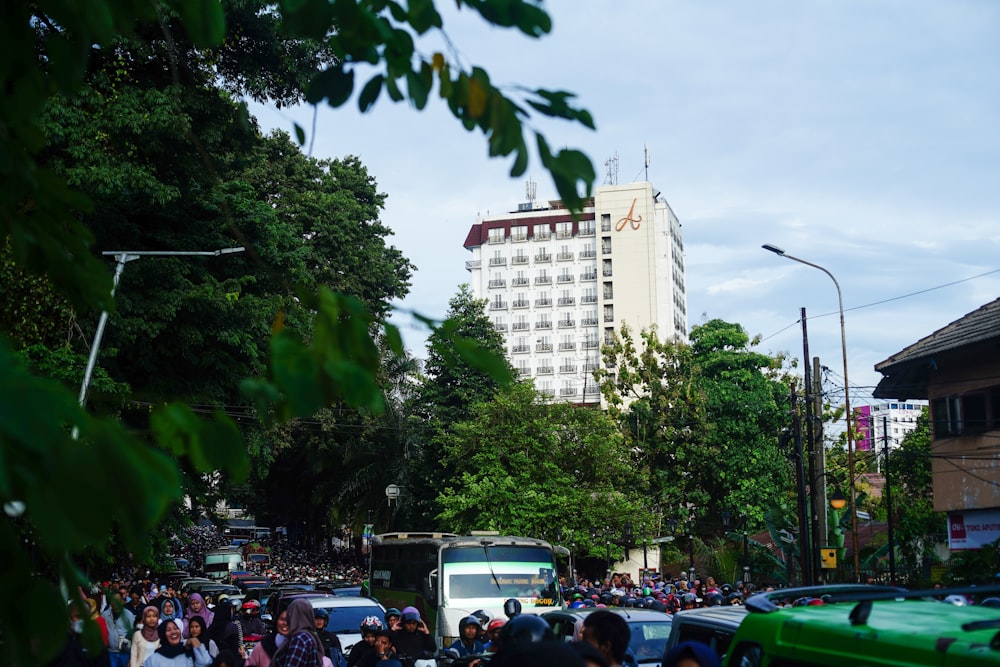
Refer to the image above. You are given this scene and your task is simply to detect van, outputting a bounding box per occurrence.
[724,586,1000,666]
[204,547,244,580]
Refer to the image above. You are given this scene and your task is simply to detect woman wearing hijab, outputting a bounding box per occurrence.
[246,610,289,667]
[130,606,161,667]
[141,619,212,667]
[206,600,241,661]
[187,617,218,659]
[184,596,214,638]
[271,600,323,667]
[159,600,185,634]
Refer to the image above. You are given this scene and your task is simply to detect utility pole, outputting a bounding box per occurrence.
[791,382,813,585]
[884,416,897,584]
[812,356,828,580]
[801,308,821,582]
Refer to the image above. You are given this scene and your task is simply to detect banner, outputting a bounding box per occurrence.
[948,509,1000,550]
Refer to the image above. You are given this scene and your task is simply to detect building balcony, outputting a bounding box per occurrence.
[558,297,576,306]
[581,272,597,281]
[534,253,552,263]
[583,340,599,349]
[536,321,552,330]
[487,237,505,245]
[512,345,529,353]
[511,277,529,286]
[579,227,596,237]
[559,387,577,396]
[536,343,553,352]
[512,255,529,265]
[535,276,552,285]
[581,295,598,304]
[557,252,575,261]
[558,319,575,328]
[557,275,574,284]
[511,234,528,243]
[488,279,506,288]
[537,366,554,375]
[556,231,573,239]
[581,317,598,327]
[518,367,531,376]
[535,298,552,307]
[489,257,507,266]
[494,323,508,331]
[579,250,596,259]
[512,299,530,309]
[465,260,481,270]
[560,364,577,373]
[512,322,529,331]
[490,301,508,310]
[559,343,576,351]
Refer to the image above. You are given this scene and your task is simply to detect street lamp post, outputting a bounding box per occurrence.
[78,247,246,409]
[762,243,860,582]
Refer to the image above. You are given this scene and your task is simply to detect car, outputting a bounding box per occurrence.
[264,592,385,655]
[543,607,673,666]
[662,606,748,663]
[310,596,387,654]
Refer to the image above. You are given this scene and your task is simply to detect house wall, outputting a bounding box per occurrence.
[927,342,1000,512]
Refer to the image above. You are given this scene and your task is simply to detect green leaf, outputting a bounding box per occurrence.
[383,322,404,356]
[294,123,306,146]
[179,0,226,47]
[406,69,430,110]
[358,74,384,112]
[407,0,443,33]
[306,66,355,107]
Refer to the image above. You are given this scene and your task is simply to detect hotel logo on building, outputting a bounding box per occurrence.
[615,198,642,231]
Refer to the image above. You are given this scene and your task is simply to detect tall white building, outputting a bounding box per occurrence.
[463,181,687,404]
[854,401,927,453]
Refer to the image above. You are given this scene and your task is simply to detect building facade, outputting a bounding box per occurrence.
[854,401,926,452]
[463,181,687,404]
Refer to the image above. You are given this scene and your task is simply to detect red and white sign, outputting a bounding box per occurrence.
[948,509,1000,550]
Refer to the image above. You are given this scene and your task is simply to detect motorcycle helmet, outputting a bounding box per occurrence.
[384,608,401,624]
[503,598,522,619]
[705,593,723,607]
[313,607,329,620]
[497,614,553,646]
[471,609,491,628]
[360,616,384,634]
[241,599,261,614]
[459,616,481,633]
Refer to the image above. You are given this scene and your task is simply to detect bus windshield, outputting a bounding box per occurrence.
[442,546,559,607]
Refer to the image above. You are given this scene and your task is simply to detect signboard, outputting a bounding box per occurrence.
[948,509,1000,550]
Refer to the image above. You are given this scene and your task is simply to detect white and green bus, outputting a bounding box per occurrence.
[369,532,564,647]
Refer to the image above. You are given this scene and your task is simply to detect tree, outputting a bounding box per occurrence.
[688,319,794,524]
[405,284,514,527]
[886,409,946,585]
[595,325,711,527]
[2,2,597,664]
[436,382,640,539]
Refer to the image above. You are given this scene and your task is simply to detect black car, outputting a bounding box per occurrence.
[543,607,673,666]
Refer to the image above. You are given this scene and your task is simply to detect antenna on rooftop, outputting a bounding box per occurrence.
[644,144,650,182]
[604,152,619,186]
[525,179,537,208]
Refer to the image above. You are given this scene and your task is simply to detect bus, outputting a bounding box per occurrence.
[369,532,564,648]
[204,547,244,580]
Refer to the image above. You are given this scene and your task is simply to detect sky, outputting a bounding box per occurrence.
[251,0,1000,409]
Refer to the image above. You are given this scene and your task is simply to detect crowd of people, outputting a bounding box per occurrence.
[561,571,752,613]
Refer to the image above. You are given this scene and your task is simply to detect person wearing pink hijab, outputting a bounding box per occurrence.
[184,594,214,637]
[130,605,161,667]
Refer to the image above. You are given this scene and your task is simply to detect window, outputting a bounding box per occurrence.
[559,335,575,351]
[513,292,529,308]
[603,258,613,276]
[580,243,597,259]
[536,270,551,285]
[512,271,529,286]
[534,224,551,240]
[557,245,574,261]
[511,225,528,242]
[603,282,614,299]
[601,213,611,232]
[512,251,528,265]
[536,315,552,329]
[490,250,506,266]
[512,337,529,354]
[494,317,506,331]
[513,314,529,331]
[601,237,612,254]
[558,289,575,306]
[488,273,506,288]
[579,220,596,236]
[556,222,573,239]
[604,304,614,323]
[932,393,992,437]
[487,227,504,244]
[582,288,597,304]
[558,268,573,283]
[536,336,552,352]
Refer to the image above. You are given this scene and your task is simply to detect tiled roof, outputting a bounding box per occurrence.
[875,297,1000,370]
[873,297,1000,399]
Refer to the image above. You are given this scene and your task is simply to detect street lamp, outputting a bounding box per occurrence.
[762,243,860,582]
[78,247,246,409]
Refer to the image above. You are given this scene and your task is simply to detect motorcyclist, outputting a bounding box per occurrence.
[383,608,401,630]
[447,616,486,657]
[388,608,435,667]
[347,616,383,667]
[314,607,347,667]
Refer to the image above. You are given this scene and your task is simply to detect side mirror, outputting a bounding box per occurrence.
[426,569,439,605]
